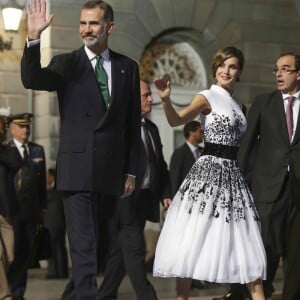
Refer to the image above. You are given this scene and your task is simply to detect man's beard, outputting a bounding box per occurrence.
[82,32,108,48]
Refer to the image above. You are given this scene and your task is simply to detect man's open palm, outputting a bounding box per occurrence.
[26,0,54,39]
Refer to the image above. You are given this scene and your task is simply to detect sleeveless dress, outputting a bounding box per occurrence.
[153,84,266,284]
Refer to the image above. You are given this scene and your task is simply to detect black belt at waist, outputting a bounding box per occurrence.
[201,142,238,160]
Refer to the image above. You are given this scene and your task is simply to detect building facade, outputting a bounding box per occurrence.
[1,0,300,166]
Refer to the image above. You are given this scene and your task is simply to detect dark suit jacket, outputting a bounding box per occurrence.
[0,144,22,217]
[119,119,171,224]
[21,45,140,195]
[238,91,300,209]
[169,143,196,197]
[9,141,47,221]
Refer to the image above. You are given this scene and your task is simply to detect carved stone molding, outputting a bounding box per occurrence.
[140,41,207,90]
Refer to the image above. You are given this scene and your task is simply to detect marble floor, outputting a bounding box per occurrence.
[25,266,284,300]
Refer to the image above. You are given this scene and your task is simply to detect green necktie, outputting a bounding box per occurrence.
[95,56,110,107]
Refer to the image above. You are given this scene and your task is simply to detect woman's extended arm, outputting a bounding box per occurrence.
[153,77,211,127]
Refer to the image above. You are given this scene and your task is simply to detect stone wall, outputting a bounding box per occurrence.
[1,0,300,166]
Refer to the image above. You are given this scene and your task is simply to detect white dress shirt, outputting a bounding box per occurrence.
[186,141,200,160]
[13,138,29,159]
[85,46,112,97]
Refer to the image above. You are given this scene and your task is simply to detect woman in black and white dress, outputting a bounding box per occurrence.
[153,46,266,300]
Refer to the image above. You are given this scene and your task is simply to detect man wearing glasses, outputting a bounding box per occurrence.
[236,53,300,300]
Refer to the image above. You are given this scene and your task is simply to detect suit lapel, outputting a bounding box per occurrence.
[183,143,196,163]
[76,47,107,114]
[273,91,290,143]
[27,143,34,164]
[273,91,300,145]
[109,50,127,108]
[145,119,159,158]
[94,50,127,129]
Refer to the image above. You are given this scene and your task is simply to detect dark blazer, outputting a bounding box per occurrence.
[9,141,47,221]
[21,45,140,195]
[119,118,171,224]
[169,143,196,197]
[238,90,300,208]
[0,144,22,217]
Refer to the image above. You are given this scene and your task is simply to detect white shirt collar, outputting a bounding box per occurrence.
[84,46,110,62]
[282,90,300,101]
[186,141,198,152]
[13,138,26,148]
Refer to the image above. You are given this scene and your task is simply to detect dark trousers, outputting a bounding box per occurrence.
[46,227,68,278]
[282,203,300,300]
[61,192,116,300]
[8,217,37,298]
[98,192,158,300]
[230,174,290,298]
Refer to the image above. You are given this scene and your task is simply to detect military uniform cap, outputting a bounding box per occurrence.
[9,113,33,126]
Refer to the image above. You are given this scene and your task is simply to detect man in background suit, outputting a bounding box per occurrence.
[0,116,23,300]
[236,53,300,300]
[7,113,47,300]
[44,168,68,279]
[169,121,203,197]
[98,80,172,300]
[21,1,140,299]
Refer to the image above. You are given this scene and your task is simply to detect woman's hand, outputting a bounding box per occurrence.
[153,77,171,101]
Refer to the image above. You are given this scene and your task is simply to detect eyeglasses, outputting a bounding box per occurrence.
[272,67,298,75]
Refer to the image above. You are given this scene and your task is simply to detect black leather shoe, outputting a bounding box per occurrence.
[212,291,245,300]
[191,279,210,289]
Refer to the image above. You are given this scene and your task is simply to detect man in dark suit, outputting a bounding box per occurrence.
[7,113,47,300]
[44,168,68,279]
[236,52,300,300]
[169,121,203,197]
[21,1,140,299]
[98,80,172,300]
[0,115,23,300]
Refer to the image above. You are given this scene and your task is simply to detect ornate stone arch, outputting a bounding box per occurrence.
[140,28,207,106]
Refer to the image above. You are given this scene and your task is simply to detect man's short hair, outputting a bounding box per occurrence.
[82,1,114,23]
[183,121,201,138]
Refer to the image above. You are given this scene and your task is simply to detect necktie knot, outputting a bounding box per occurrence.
[288,96,295,105]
